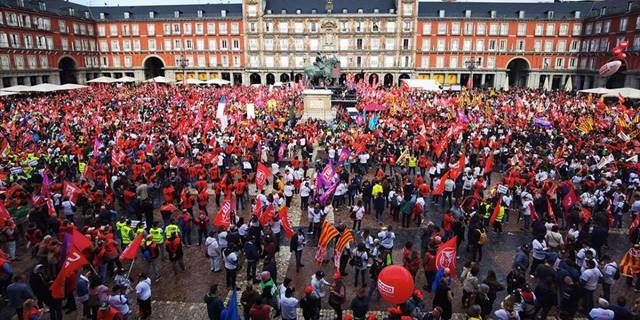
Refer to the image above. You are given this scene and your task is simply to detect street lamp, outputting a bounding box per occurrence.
[177,55,189,83]
[465,57,477,88]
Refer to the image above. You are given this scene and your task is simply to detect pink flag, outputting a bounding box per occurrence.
[92,138,101,158]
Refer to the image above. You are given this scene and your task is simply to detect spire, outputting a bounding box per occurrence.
[326,0,333,13]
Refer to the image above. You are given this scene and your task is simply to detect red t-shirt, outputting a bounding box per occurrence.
[249,304,272,320]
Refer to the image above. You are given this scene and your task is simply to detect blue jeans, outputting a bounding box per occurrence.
[523,215,530,230]
[6,241,15,260]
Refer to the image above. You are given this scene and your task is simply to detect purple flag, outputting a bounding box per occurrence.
[92,138,101,158]
[320,180,339,206]
[338,148,351,164]
[533,117,552,128]
[277,143,286,161]
[40,170,51,197]
[320,161,335,188]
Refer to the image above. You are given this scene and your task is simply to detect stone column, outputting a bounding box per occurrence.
[528,71,540,89]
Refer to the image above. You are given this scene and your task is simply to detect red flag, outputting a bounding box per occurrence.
[213,199,232,228]
[629,214,640,236]
[435,236,457,278]
[466,75,473,89]
[259,204,275,225]
[50,246,88,299]
[432,171,450,196]
[562,187,579,211]
[546,199,556,222]
[0,201,11,226]
[484,152,494,174]
[489,198,503,225]
[63,181,81,205]
[255,163,270,191]
[47,197,57,217]
[450,154,466,180]
[581,207,592,223]
[119,232,144,261]
[529,203,539,222]
[71,228,93,252]
[253,199,262,217]
[279,206,294,239]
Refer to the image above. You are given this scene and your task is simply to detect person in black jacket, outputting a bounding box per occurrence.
[290,229,305,273]
[350,287,370,320]
[367,256,384,302]
[300,285,320,320]
[243,236,260,282]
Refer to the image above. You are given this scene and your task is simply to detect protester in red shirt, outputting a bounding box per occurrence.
[249,296,272,320]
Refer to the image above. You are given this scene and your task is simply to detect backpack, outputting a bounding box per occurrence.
[351,253,364,268]
[477,230,488,245]
[612,264,621,280]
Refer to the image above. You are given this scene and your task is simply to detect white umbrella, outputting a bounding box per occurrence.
[183,78,205,85]
[543,76,551,91]
[206,78,230,86]
[115,76,136,83]
[0,91,18,96]
[564,77,573,92]
[87,76,117,83]
[578,87,610,95]
[1,85,31,92]
[604,88,640,99]
[503,75,509,91]
[145,76,175,84]
[26,83,62,92]
[59,83,89,90]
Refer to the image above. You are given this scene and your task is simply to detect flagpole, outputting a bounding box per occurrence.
[127,258,136,279]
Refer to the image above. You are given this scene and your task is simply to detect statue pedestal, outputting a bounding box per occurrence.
[302,89,334,122]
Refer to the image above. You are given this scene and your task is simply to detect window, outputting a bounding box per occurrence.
[39,55,47,68]
[437,23,447,35]
[233,56,240,67]
[219,23,227,34]
[637,16,640,29]
[248,5,257,16]
[133,39,140,51]
[185,39,193,50]
[488,39,497,51]
[108,39,117,51]
[373,21,380,32]
[231,23,239,34]
[249,23,257,33]
[464,10,471,18]
[603,20,611,33]
[163,39,171,50]
[500,23,509,35]
[278,22,288,33]
[220,39,228,50]
[112,56,120,67]
[163,24,171,35]
[544,40,553,52]
[555,58,564,69]
[384,55,394,68]
[559,24,568,36]
[371,38,380,50]
[402,21,411,32]
[422,23,431,34]
[295,39,304,51]
[296,56,304,68]
[569,58,577,69]
[24,35,32,48]
[370,56,378,68]
[600,38,609,52]
[421,39,431,51]
[173,24,180,34]
[464,23,473,35]
[124,56,132,68]
[516,39,525,52]
[402,38,410,50]
[451,22,460,35]
[585,23,592,35]
[148,39,156,51]
[385,38,395,50]
[207,23,216,34]
[295,22,303,33]
[450,39,459,51]
[197,55,206,67]
[355,22,362,32]
[174,11,180,18]
[14,55,24,70]
[265,55,275,67]
[595,22,602,34]
[634,36,640,50]
[122,25,129,36]
[131,24,139,36]
[279,38,288,50]
[147,24,155,36]
[476,39,485,51]
[463,39,472,51]
[27,55,36,69]
[490,10,496,18]
[356,38,363,50]
[487,56,496,69]
[0,55,9,70]
[535,24,543,36]
[183,23,192,35]
[248,39,258,50]
[356,56,362,67]
[98,25,106,36]
[110,25,117,36]
[570,40,578,52]
[449,56,458,68]
[620,18,628,31]
[387,21,396,33]
[310,22,317,32]
[489,23,498,35]
[309,38,319,50]
[436,38,445,51]
[209,55,217,67]
[149,11,155,19]
[174,39,182,50]
[435,56,444,68]
[208,39,217,50]
[517,23,526,36]
[232,39,240,50]
[556,40,566,52]
[499,39,506,51]
[420,55,429,68]
[546,23,555,36]
[9,33,20,48]
[534,40,542,52]
[476,23,485,35]
[195,23,204,35]
[402,3,412,16]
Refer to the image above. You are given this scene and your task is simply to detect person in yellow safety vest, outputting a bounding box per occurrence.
[482,202,491,221]
[165,219,181,239]
[372,182,383,198]
[407,156,417,176]
[120,221,133,250]
[135,223,146,238]
[115,217,127,242]
[491,200,506,234]
[149,222,166,261]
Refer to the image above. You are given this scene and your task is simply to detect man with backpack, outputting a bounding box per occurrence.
[600,255,619,302]
[141,235,160,281]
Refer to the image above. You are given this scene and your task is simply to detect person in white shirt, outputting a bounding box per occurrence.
[589,298,614,320]
[521,194,534,230]
[280,288,299,320]
[334,182,348,208]
[284,182,295,207]
[108,286,130,317]
[442,177,455,208]
[223,247,239,289]
[300,181,311,210]
[530,236,547,275]
[580,260,603,312]
[378,226,395,250]
[600,255,618,302]
[205,232,222,272]
[135,273,152,319]
[352,200,365,231]
[311,271,330,299]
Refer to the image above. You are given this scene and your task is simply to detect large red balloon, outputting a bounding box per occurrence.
[613,48,622,55]
[617,53,627,60]
[377,265,415,304]
[619,41,629,49]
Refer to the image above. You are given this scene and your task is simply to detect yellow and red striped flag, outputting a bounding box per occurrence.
[314,220,339,264]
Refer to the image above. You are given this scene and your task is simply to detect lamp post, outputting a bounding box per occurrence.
[177,55,189,83]
[465,57,477,88]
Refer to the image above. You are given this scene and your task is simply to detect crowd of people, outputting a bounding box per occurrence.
[0,78,639,320]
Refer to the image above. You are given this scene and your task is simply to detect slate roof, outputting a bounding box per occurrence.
[417,1,624,20]
[264,0,397,15]
[0,0,93,19]
[89,3,243,20]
